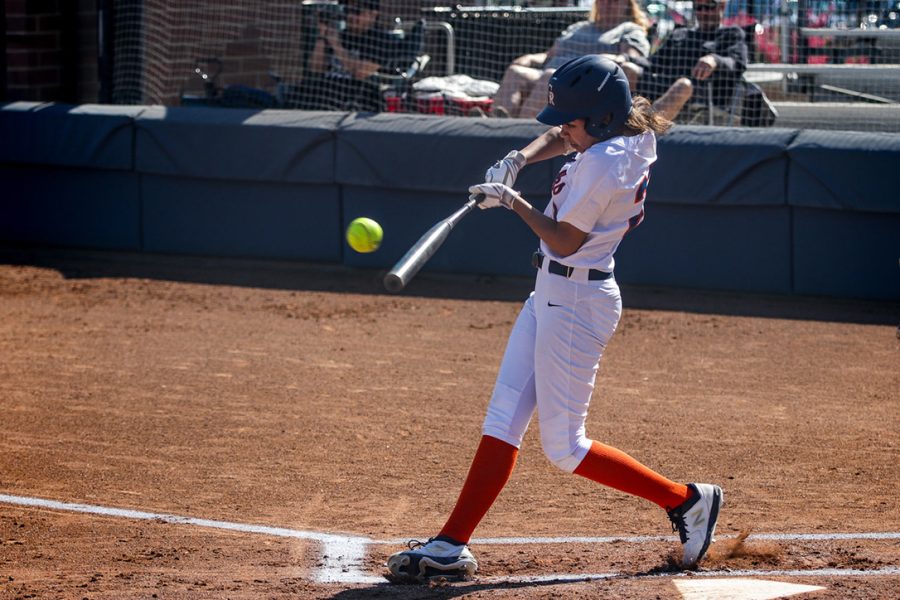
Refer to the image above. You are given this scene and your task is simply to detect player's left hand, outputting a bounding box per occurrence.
[469,183,520,210]
[485,150,526,187]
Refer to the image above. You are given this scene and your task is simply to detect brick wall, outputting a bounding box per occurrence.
[4,0,98,103]
[76,0,99,103]
[124,0,418,106]
[5,0,65,101]
[140,0,309,106]
[2,0,422,106]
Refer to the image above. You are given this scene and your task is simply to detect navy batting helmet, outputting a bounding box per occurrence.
[536,55,633,143]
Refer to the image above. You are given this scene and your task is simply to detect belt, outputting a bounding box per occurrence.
[532,251,612,281]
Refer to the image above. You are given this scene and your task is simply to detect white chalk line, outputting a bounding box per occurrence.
[379,531,900,545]
[478,566,900,585]
[3,493,899,586]
[0,493,367,583]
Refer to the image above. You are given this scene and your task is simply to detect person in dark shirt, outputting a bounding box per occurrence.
[298,0,400,111]
[621,0,747,121]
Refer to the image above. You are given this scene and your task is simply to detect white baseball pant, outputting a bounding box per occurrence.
[482,261,622,472]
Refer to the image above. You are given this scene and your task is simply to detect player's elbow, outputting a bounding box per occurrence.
[553,243,580,258]
[549,222,588,257]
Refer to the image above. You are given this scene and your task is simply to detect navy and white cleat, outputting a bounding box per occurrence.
[386,536,478,582]
[667,482,724,568]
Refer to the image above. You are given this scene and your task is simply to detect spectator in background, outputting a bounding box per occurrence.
[491,0,651,118]
[621,0,747,121]
[298,0,399,111]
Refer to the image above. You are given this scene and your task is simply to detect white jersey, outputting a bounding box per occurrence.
[541,131,656,272]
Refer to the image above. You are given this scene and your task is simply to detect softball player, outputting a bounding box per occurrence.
[388,55,723,582]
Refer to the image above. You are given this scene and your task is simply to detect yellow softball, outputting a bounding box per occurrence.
[346,217,383,253]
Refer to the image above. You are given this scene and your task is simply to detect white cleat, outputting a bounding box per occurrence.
[667,483,724,568]
[387,536,478,582]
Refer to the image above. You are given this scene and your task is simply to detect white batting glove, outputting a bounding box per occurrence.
[485,150,527,187]
[469,183,520,210]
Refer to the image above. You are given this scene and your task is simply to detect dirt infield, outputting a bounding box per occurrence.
[1,247,898,599]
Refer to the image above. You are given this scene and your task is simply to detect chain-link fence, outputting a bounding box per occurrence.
[106,0,900,131]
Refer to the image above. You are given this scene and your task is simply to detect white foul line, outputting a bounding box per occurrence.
[478,566,900,585]
[378,531,900,545]
[2,493,899,586]
[0,493,377,583]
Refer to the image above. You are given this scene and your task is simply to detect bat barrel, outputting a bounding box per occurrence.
[383,222,452,292]
[382,273,406,293]
[383,196,481,293]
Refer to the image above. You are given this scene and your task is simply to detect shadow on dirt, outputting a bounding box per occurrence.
[0,245,532,301]
[326,577,608,599]
[2,245,896,325]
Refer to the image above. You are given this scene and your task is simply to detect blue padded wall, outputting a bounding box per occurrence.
[787,130,900,298]
[787,130,900,212]
[141,176,341,261]
[1,103,897,299]
[0,103,142,250]
[652,126,797,206]
[335,112,557,195]
[0,165,140,250]
[134,107,343,183]
[342,186,549,276]
[793,208,900,300]
[135,107,345,261]
[616,204,792,294]
[0,102,140,169]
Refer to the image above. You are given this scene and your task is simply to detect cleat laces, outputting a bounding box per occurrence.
[405,538,430,550]
[667,509,689,544]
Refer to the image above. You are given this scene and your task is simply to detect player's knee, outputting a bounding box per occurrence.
[540,433,589,473]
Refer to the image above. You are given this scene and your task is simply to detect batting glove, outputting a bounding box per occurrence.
[469,183,520,210]
[485,150,526,187]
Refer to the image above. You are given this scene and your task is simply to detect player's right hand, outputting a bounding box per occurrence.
[470,183,519,210]
[485,150,526,187]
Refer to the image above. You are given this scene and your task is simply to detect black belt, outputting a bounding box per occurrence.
[532,251,612,281]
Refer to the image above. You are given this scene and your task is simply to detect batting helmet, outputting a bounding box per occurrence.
[536,55,633,143]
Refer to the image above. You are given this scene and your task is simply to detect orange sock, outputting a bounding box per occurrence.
[573,440,692,510]
[439,435,518,544]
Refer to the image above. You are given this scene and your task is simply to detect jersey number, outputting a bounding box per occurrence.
[551,169,567,196]
[626,175,650,233]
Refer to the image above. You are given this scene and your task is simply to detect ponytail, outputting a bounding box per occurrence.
[623,95,673,136]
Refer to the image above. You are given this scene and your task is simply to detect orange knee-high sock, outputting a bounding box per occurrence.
[439,435,518,545]
[573,440,692,511]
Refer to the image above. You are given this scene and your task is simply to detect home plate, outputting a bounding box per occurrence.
[674,578,825,599]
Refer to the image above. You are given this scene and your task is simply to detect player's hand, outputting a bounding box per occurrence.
[691,55,717,81]
[469,183,520,210]
[485,150,526,187]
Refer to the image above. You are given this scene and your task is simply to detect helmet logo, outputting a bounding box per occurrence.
[535,55,631,143]
[596,72,612,93]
